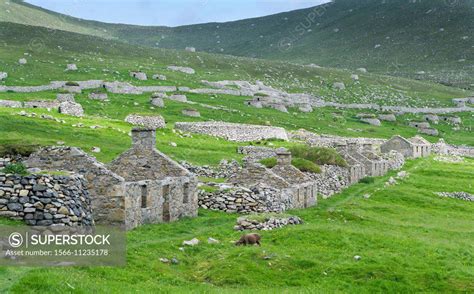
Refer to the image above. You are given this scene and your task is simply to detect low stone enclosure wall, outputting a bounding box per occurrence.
[1,79,473,114]
[198,181,316,214]
[175,121,289,142]
[0,173,93,226]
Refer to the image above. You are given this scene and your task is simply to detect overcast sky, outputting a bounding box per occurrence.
[25,0,331,27]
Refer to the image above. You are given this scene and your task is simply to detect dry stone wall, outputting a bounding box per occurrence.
[198,185,292,213]
[0,172,93,226]
[175,121,288,142]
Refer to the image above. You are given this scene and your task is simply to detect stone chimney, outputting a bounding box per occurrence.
[362,143,373,153]
[347,142,359,152]
[335,143,348,152]
[276,148,292,166]
[131,127,156,149]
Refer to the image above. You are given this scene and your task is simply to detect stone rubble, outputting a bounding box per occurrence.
[436,192,474,202]
[234,215,303,231]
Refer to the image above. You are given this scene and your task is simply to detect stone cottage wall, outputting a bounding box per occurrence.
[24,147,126,226]
[198,185,290,213]
[124,177,198,230]
[0,173,93,226]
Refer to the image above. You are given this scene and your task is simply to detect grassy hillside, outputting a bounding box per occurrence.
[2,157,473,292]
[0,22,472,167]
[2,0,473,88]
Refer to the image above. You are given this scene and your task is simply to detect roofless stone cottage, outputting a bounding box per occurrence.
[25,128,197,230]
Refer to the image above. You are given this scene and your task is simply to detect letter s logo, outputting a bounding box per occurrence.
[8,232,23,248]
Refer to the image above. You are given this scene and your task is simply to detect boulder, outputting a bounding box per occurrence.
[0,72,7,81]
[18,58,27,65]
[66,64,78,71]
[351,74,359,81]
[356,68,367,73]
[409,121,430,129]
[151,97,165,107]
[185,47,196,52]
[333,82,346,90]
[360,118,381,126]
[183,238,199,246]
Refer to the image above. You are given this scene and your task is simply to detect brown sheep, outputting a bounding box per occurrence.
[235,233,261,246]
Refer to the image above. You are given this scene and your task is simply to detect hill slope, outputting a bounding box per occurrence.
[2,0,473,88]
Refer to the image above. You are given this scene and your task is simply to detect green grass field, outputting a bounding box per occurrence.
[1,157,473,293]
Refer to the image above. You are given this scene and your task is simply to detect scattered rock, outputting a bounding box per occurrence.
[333,82,346,90]
[66,64,78,71]
[436,192,473,202]
[207,237,220,244]
[183,238,199,246]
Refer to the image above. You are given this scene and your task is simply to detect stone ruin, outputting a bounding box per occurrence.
[336,142,390,178]
[175,121,289,142]
[408,121,439,136]
[452,98,474,107]
[57,93,75,103]
[24,128,197,230]
[59,101,84,117]
[202,149,317,213]
[381,135,431,158]
[152,74,167,81]
[130,71,148,81]
[125,114,166,129]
